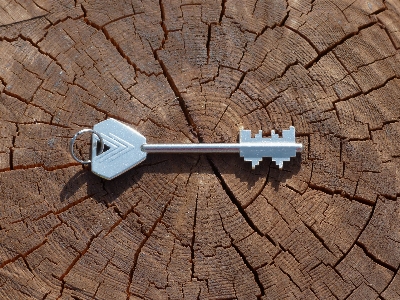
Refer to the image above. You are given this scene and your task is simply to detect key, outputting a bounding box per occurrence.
[69,118,303,180]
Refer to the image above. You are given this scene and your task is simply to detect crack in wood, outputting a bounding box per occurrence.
[126,188,176,300]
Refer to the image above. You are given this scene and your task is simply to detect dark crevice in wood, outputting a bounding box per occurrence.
[81,4,87,18]
[381,25,400,50]
[242,166,272,210]
[280,9,290,27]
[155,53,203,141]
[355,241,397,272]
[58,280,65,299]
[229,71,245,97]
[102,25,160,77]
[0,240,47,269]
[335,135,345,164]
[362,75,397,94]
[369,120,400,132]
[331,51,363,93]
[351,52,396,71]
[332,196,376,269]
[371,6,388,16]
[159,0,168,48]
[285,183,305,195]
[380,266,399,297]
[302,221,337,259]
[190,192,198,279]
[83,21,136,76]
[308,182,374,207]
[309,261,323,272]
[43,16,77,32]
[59,230,104,281]
[278,60,299,80]
[246,62,297,111]
[0,77,61,125]
[255,3,289,41]
[101,14,136,28]
[105,203,141,237]
[346,136,371,142]
[0,35,19,42]
[22,256,33,273]
[0,15,46,28]
[8,162,80,172]
[207,156,277,247]
[212,104,229,131]
[206,24,212,64]
[18,34,66,73]
[31,0,50,13]
[9,147,13,170]
[126,189,175,300]
[277,264,303,292]
[81,7,159,78]
[351,194,377,206]
[104,214,123,237]
[251,0,260,15]
[82,101,137,126]
[290,21,378,69]
[56,194,95,216]
[28,208,57,225]
[92,282,102,300]
[163,244,173,291]
[113,206,123,218]
[270,249,283,266]
[284,26,319,64]
[16,118,62,129]
[219,0,226,23]
[2,84,33,103]
[219,213,265,298]
[45,220,63,238]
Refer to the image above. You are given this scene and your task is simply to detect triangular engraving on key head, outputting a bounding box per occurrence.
[95,132,135,163]
[91,118,147,180]
[239,126,300,169]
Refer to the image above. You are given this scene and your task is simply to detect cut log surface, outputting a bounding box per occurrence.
[1,0,400,299]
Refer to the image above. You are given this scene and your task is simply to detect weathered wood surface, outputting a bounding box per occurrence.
[0,0,400,299]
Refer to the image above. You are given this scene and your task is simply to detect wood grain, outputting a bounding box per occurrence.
[0,0,399,299]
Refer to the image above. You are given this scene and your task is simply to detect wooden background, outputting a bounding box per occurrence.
[0,0,400,299]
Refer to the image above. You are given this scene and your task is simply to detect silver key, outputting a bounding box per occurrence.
[70,118,303,180]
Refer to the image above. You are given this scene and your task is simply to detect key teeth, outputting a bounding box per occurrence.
[273,157,291,169]
[282,126,295,142]
[243,157,262,169]
[252,160,259,169]
[255,130,263,139]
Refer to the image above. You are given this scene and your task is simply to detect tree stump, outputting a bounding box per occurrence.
[1,0,400,299]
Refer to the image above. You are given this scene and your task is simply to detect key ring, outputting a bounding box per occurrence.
[69,129,104,164]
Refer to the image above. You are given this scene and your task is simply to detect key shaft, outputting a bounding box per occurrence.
[141,143,302,153]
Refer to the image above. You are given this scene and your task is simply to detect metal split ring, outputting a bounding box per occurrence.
[69,129,104,164]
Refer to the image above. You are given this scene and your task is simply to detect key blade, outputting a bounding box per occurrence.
[239,126,302,169]
[91,118,147,180]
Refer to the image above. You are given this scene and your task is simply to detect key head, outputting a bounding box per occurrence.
[91,118,147,180]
